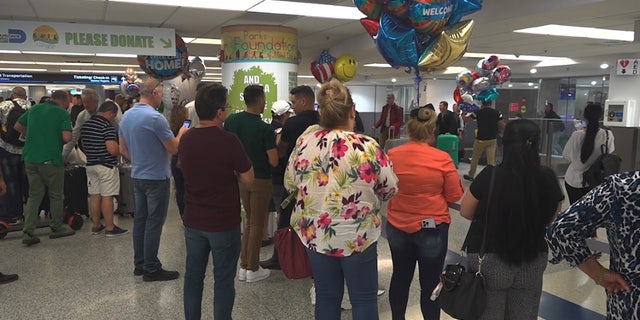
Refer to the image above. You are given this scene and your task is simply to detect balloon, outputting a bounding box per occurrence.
[386,0,410,20]
[310,49,336,83]
[310,60,335,83]
[453,87,462,103]
[334,54,358,82]
[483,55,500,70]
[417,19,474,70]
[126,83,140,94]
[448,0,483,25]
[376,12,419,69]
[461,93,474,103]
[457,101,478,113]
[491,65,511,84]
[360,18,380,38]
[475,87,498,103]
[471,76,490,93]
[475,59,491,77]
[456,70,473,90]
[353,0,382,19]
[408,0,454,35]
[189,56,206,79]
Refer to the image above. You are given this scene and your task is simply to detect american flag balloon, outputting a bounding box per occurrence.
[310,50,336,83]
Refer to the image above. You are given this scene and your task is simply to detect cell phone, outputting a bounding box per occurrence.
[182,120,192,128]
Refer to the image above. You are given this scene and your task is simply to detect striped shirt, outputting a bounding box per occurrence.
[81,115,117,168]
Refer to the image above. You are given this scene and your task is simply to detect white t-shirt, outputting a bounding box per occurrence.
[185,101,200,128]
[562,128,615,188]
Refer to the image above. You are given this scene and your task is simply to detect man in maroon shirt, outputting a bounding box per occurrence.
[178,83,254,320]
[372,93,403,148]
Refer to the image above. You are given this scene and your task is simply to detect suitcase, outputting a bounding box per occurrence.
[64,165,89,215]
[116,163,135,216]
[437,134,460,168]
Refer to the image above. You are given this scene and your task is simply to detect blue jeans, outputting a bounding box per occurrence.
[132,178,170,272]
[170,155,185,218]
[184,225,241,320]
[0,148,27,221]
[308,242,379,320]
[386,222,449,320]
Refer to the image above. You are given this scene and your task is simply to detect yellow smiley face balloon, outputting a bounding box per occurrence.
[334,54,357,82]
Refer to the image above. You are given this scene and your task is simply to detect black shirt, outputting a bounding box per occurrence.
[463,166,564,264]
[437,110,458,135]
[277,110,319,180]
[472,107,502,140]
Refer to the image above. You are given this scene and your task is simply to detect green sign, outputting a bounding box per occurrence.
[228,66,278,120]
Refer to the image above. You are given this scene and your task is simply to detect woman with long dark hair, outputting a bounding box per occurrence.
[562,102,615,203]
[459,119,564,319]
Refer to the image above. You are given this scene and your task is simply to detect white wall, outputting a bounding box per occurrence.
[423,79,457,112]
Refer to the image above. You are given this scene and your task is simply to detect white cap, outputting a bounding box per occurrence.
[271,100,293,116]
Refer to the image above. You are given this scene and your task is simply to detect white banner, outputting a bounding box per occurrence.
[616,59,640,76]
[0,20,175,56]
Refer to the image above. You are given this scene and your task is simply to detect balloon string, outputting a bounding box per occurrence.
[414,69,422,109]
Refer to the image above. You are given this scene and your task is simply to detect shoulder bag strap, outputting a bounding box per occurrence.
[477,166,497,275]
[601,129,609,155]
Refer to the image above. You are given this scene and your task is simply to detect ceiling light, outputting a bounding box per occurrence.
[60,69,144,74]
[442,66,469,74]
[249,1,365,20]
[514,24,634,42]
[530,68,537,74]
[464,52,572,63]
[316,83,321,87]
[602,76,606,81]
[528,82,534,86]
[183,37,222,45]
[35,62,92,66]
[0,61,36,65]
[534,58,576,67]
[199,56,220,62]
[0,50,21,54]
[0,68,48,72]
[109,0,262,11]
[591,81,597,85]
[534,86,539,89]
[205,67,222,70]
[391,78,397,83]
[600,63,609,69]
[297,75,315,79]
[508,84,513,88]
[22,51,94,56]
[94,63,141,68]
[96,53,138,58]
[363,63,392,68]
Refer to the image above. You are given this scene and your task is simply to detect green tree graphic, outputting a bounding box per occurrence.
[228,66,278,121]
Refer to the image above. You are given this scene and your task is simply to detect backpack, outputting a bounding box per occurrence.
[582,129,621,187]
[0,100,27,147]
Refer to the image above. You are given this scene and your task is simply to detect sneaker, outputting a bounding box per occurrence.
[259,259,281,270]
[49,226,75,239]
[105,225,129,237]
[463,174,474,182]
[7,217,23,226]
[91,225,105,235]
[246,266,270,283]
[22,233,40,246]
[133,268,144,276]
[238,268,247,281]
[143,268,179,282]
[0,272,18,284]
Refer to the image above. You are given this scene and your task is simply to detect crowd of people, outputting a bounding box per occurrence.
[0,81,638,320]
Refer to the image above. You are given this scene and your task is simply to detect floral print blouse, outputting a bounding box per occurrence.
[284,125,398,257]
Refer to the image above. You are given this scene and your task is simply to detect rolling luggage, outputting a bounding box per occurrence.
[64,165,89,215]
[116,163,135,216]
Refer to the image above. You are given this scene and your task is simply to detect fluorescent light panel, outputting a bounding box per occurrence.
[199,56,220,62]
[363,63,392,68]
[60,69,144,74]
[22,51,94,56]
[514,24,634,42]
[248,1,365,20]
[297,75,315,78]
[108,0,262,10]
[183,37,222,45]
[0,68,48,72]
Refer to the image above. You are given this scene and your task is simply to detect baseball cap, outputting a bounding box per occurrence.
[271,100,293,116]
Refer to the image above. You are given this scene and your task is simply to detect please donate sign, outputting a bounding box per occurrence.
[1,20,174,56]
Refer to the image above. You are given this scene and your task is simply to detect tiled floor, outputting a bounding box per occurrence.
[0,162,609,319]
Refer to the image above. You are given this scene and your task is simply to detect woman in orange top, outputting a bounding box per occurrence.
[386,106,463,320]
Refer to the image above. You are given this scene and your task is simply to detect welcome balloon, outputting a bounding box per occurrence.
[409,0,454,35]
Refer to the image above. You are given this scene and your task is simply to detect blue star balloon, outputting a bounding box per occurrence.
[448,0,483,25]
[375,12,419,69]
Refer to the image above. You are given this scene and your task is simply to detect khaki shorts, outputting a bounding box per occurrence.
[86,165,120,196]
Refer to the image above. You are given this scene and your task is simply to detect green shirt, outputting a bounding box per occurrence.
[224,111,276,179]
[18,102,72,166]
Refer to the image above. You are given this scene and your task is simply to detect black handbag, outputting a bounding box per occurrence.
[438,168,496,320]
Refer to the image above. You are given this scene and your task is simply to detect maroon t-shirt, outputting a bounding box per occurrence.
[179,126,252,232]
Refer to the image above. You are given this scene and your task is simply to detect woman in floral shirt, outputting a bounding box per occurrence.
[285,80,398,320]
